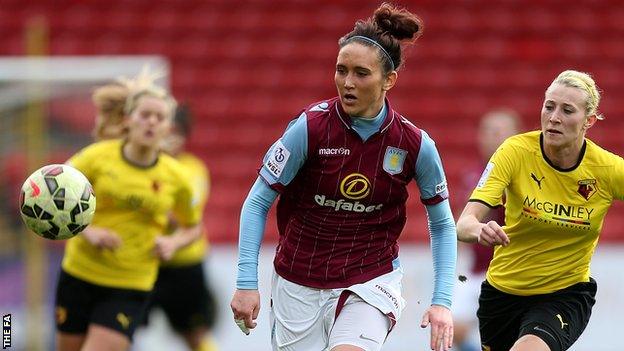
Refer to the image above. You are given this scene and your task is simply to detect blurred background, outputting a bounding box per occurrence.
[1,0,623,350]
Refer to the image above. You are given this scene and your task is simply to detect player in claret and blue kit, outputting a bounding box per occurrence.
[230,3,457,351]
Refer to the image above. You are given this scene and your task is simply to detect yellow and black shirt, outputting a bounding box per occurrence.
[62,139,200,291]
[470,131,624,295]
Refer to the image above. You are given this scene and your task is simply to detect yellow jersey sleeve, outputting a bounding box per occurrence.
[469,138,519,207]
[165,152,210,267]
[608,154,624,200]
[66,139,117,180]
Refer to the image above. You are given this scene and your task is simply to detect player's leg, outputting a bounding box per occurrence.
[81,324,130,351]
[55,270,94,351]
[477,280,526,351]
[270,270,327,351]
[510,334,550,351]
[158,264,219,351]
[56,333,85,351]
[512,278,597,351]
[328,295,390,351]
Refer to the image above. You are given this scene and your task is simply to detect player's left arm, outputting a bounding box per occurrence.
[156,172,203,261]
[414,131,456,350]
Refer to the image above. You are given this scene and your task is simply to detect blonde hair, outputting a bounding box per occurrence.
[92,83,129,140]
[551,70,603,120]
[91,66,176,140]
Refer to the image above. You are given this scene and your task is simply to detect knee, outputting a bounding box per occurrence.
[331,345,365,351]
[183,328,208,350]
[510,334,551,351]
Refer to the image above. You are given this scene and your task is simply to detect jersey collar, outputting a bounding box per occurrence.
[539,133,587,172]
[334,97,396,134]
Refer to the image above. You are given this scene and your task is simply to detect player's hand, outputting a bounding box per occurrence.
[230,289,260,335]
[82,226,122,250]
[154,235,179,261]
[420,304,453,351]
[477,220,510,247]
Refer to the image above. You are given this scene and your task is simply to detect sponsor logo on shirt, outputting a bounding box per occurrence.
[314,173,383,212]
[265,140,290,178]
[522,195,594,227]
[318,147,350,156]
[340,173,370,200]
[383,147,407,175]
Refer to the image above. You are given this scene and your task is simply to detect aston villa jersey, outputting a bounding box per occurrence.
[470,131,624,295]
[259,97,449,288]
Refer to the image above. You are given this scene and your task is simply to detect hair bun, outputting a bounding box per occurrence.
[373,2,422,41]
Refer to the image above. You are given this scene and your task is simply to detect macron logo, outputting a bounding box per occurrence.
[318,148,350,156]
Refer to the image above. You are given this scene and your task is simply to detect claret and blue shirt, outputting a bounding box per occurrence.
[237,97,457,308]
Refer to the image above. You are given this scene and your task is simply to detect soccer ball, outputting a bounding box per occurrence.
[19,164,96,240]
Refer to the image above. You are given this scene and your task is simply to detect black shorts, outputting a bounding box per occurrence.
[54,269,150,339]
[144,263,217,332]
[477,278,597,351]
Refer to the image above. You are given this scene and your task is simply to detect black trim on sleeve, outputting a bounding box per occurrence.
[468,199,503,209]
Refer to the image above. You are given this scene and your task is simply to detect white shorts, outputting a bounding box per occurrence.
[269,268,406,351]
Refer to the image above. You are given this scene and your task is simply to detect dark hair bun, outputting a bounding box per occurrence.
[373,2,423,41]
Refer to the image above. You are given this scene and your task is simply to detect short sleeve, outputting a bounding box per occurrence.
[173,171,201,227]
[609,155,624,201]
[414,131,449,205]
[469,140,516,207]
[66,143,101,181]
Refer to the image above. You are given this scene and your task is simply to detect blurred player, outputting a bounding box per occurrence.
[55,72,202,351]
[92,83,219,351]
[457,70,617,351]
[142,104,218,351]
[452,109,520,351]
[230,3,456,351]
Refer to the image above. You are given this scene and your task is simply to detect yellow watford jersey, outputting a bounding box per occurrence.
[470,131,624,295]
[164,152,210,267]
[62,139,200,291]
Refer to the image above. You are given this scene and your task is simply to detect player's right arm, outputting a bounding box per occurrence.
[231,113,308,334]
[456,202,509,247]
[66,140,122,249]
[457,140,514,247]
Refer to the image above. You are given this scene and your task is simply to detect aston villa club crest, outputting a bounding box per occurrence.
[577,179,597,200]
[383,146,407,175]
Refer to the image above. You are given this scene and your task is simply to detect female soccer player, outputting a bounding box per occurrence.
[91,81,219,351]
[54,75,201,351]
[230,3,457,351]
[143,105,219,351]
[457,70,616,351]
